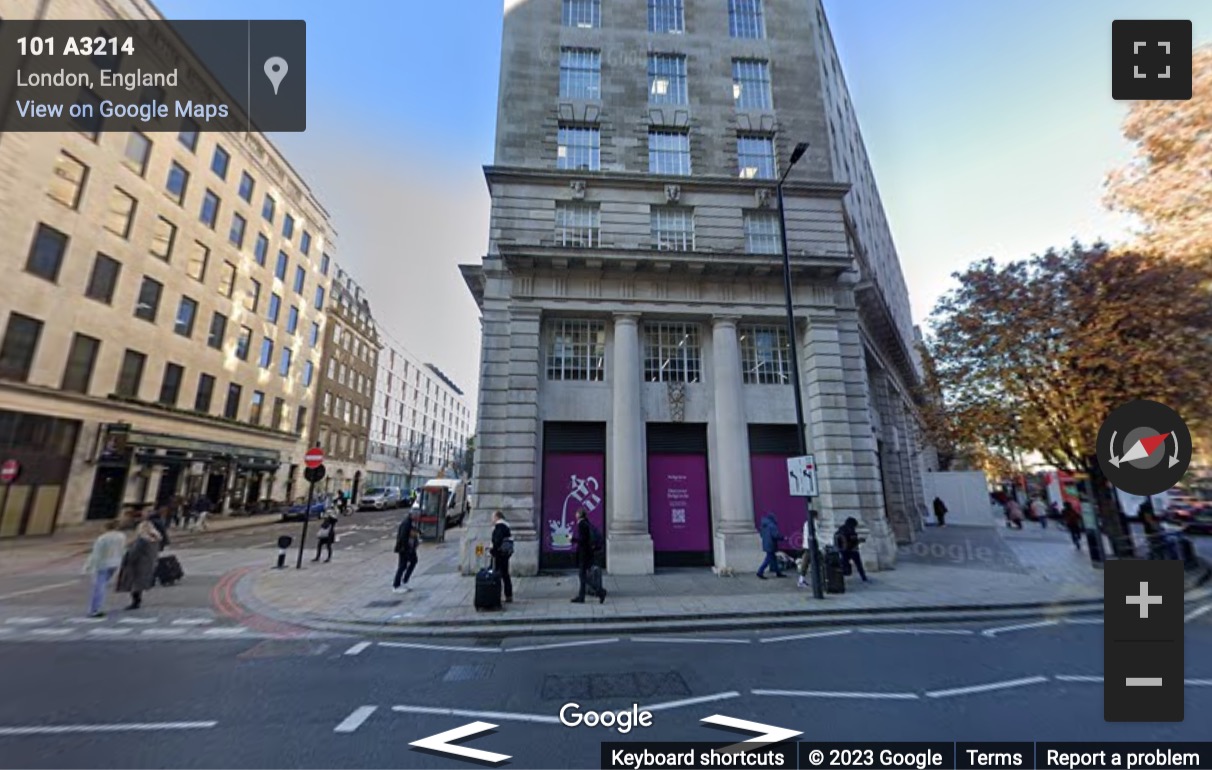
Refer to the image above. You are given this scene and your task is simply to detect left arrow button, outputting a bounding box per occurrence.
[410,721,510,765]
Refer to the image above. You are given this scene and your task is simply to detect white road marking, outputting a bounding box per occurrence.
[142,628,187,637]
[925,676,1049,699]
[117,617,156,625]
[0,721,217,736]
[28,628,72,637]
[410,721,510,764]
[63,617,106,625]
[1054,675,1103,683]
[631,636,750,645]
[344,641,371,656]
[641,692,742,712]
[1063,618,1104,625]
[392,705,559,725]
[0,581,78,601]
[506,638,619,653]
[86,628,133,637]
[752,688,918,700]
[860,628,974,636]
[981,620,1060,637]
[171,618,214,626]
[4,617,50,625]
[378,641,501,654]
[1184,603,1212,623]
[202,627,248,636]
[1185,679,1212,686]
[333,706,377,733]
[761,629,853,643]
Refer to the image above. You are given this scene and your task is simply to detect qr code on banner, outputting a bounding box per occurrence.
[672,508,685,524]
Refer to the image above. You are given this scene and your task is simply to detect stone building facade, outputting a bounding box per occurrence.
[0,0,335,536]
[459,0,927,575]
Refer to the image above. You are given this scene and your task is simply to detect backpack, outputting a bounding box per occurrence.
[499,537,515,556]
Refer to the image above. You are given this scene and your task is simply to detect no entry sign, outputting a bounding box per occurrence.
[304,447,324,469]
[0,459,20,484]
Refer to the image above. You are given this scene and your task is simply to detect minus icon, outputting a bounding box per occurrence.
[1125,678,1164,687]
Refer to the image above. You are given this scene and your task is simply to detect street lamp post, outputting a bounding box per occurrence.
[778,141,824,600]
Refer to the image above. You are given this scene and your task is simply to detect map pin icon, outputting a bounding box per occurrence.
[264,56,288,95]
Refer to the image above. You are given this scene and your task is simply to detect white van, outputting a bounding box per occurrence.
[411,478,468,526]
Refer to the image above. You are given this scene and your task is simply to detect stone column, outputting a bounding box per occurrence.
[710,316,761,571]
[607,312,654,575]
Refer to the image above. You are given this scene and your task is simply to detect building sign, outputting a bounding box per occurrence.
[541,453,605,553]
[647,454,710,552]
[751,455,804,551]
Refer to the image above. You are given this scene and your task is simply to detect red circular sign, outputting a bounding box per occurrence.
[0,459,20,484]
[304,447,324,469]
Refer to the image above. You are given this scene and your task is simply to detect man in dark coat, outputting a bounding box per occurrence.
[116,514,161,610]
[834,517,869,582]
[932,497,948,527]
[490,510,514,603]
[571,508,606,604]
[756,512,785,579]
[392,510,419,593]
[313,512,338,562]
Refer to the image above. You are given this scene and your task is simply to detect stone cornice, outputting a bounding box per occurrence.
[497,244,851,279]
[484,165,852,198]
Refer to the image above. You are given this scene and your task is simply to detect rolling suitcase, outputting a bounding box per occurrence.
[823,547,845,594]
[474,565,502,611]
[155,554,184,586]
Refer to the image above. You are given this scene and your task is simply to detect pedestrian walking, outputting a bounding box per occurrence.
[392,509,419,593]
[1030,497,1047,529]
[116,513,162,610]
[571,508,606,603]
[1005,499,1025,529]
[796,509,820,589]
[314,511,338,562]
[490,510,514,604]
[336,491,350,517]
[756,512,785,579]
[1062,501,1083,550]
[83,520,127,617]
[932,496,948,527]
[147,505,170,549]
[834,516,869,582]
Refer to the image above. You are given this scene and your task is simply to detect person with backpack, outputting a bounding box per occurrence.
[834,516,869,583]
[490,510,514,604]
[571,508,606,604]
[392,509,420,593]
[313,511,338,562]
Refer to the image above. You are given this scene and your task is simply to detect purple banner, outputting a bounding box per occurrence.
[541,453,605,554]
[647,454,711,552]
[750,455,804,551]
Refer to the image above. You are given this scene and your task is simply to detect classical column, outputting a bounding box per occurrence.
[710,316,762,571]
[607,312,654,575]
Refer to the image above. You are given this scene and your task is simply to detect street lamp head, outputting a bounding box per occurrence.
[790,142,810,167]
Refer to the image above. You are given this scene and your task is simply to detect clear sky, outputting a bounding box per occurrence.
[154,0,1212,414]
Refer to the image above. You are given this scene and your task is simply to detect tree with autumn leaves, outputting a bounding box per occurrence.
[923,243,1212,550]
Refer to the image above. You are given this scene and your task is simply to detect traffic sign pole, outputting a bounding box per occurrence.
[296,478,315,569]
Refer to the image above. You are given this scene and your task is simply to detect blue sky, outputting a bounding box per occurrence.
[154,0,1212,413]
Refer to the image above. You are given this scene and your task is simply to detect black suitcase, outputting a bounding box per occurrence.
[155,554,184,586]
[823,547,845,594]
[474,566,502,611]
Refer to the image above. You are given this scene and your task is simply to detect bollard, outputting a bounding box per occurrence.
[276,535,293,568]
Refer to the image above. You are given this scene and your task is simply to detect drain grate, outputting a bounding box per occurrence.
[442,663,496,683]
[237,640,331,659]
[541,671,691,701]
[365,599,403,608]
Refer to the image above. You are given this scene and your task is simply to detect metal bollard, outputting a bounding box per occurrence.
[276,535,292,568]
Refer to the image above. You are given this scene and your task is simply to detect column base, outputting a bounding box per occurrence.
[713,530,765,574]
[606,532,654,575]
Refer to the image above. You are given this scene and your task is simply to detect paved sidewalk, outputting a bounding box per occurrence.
[236,523,1210,634]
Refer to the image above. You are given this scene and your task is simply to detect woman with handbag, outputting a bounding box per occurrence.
[490,510,514,604]
[116,512,162,610]
[313,511,338,562]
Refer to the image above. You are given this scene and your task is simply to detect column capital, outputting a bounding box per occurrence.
[613,312,641,325]
[710,314,742,328]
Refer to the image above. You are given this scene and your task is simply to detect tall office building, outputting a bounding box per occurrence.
[0,0,334,536]
[460,0,926,575]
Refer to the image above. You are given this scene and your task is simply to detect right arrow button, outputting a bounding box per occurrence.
[700,714,802,752]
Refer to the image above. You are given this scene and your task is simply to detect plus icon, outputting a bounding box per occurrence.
[1126,581,1163,619]
[1112,20,1192,100]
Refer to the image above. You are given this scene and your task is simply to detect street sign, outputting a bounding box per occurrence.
[787,455,817,497]
[303,464,326,484]
[304,447,324,469]
[0,459,19,485]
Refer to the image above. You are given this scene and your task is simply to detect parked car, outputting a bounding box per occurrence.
[399,488,415,507]
[359,486,403,511]
[1167,496,1212,534]
[281,498,328,521]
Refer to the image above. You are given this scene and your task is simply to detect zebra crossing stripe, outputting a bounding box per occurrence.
[141,628,188,637]
[202,627,248,636]
[170,618,214,626]
[29,628,72,636]
[87,628,133,636]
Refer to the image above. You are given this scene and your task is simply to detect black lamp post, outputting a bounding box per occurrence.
[778,141,824,600]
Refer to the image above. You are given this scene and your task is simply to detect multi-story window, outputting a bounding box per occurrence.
[303,360,314,387]
[309,321,320,347]
[562,0,600,28]
[249,391,265,425]
[150,216,176,261]
[158,362,184,406]
[104,188,137,238]
[301,231,312,255]
[737,134,776,179]
[61,333,100,393]
[262,194,275,223]
[245,279,263,314]
[287,305,300,334]
[25,224,68,282]
[272,397,286,430]
[253,233,269,266]
[323,391,332,414]
[545,319,605,381]
[295,406,308,435]
[224,383,242,419]
[115,349,146,398]
[123,132,151,177]
[229,213,247,248]
[185,240,209,281]
[72,88,103,138]
[259,337,274,369]
[207,312,227,350]
[559,48,600,100]
[238,171,255,202]
[85,253,121,304]
[648,54,687,105]
[314,285,325,310]
[554,202,599,247]
[320,253,330,275]
[178,120,199,152]
[279,347,292,377]
[194,373,215,413]
[275,251,288,281]
[235,326,252,361]
[557,124,600,171]
[743,210,781,254]
[218,261,236,298]
[134,277,162,322]
[268,293,281,324]
[648,130,691,175]
[0,313,43,382]
[200,189,220,229]
[740,325,790,384]
[651,206,694,251]
[729,0,765,39]
[643,322,701,383]
[165,162,189,204]
[49,153,88,209]
[648,0,684,33]
[732,59,772,110]
[211,145,230,179]
[293,265,306,294]
[174,296,198,337]
[283,213,295,240]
